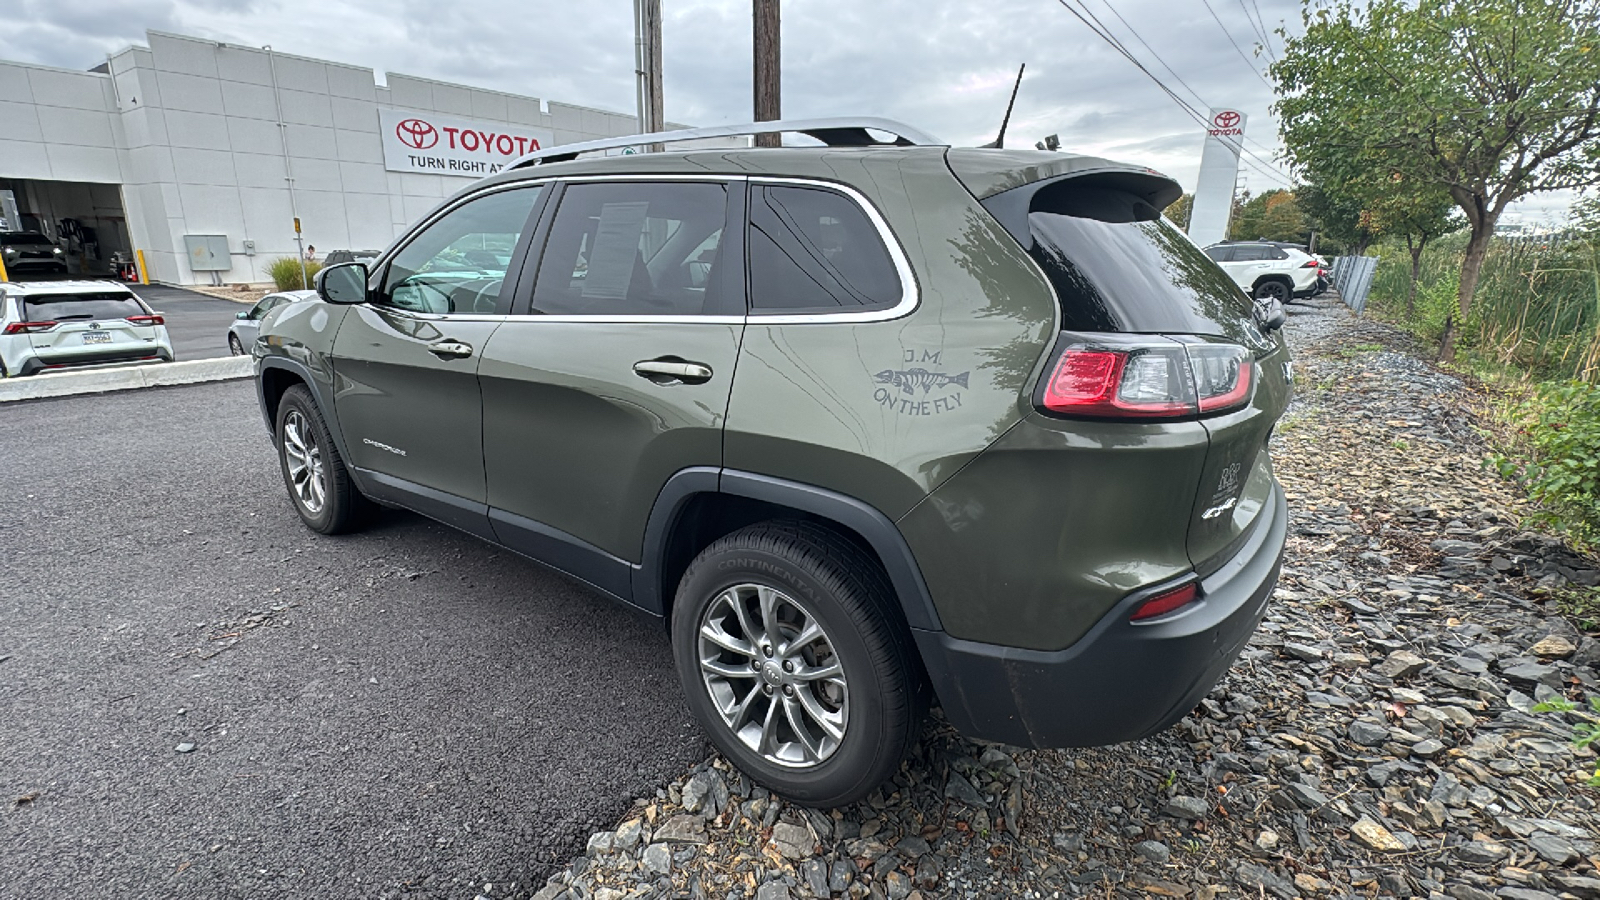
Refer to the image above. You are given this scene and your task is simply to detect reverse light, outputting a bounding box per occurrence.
[1130,581,1200,622]
[3,321,59,334]
[1040,342,1253,419]
[126,314,164,326]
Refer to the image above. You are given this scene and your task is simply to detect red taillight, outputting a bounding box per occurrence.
[127,315,164,326]
[1040,342,1253,419]
[2,321,58,335]
[1301,259,1319,268]
[1130,582,1200,621]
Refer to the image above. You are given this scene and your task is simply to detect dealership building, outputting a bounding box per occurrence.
[0,30,659,285]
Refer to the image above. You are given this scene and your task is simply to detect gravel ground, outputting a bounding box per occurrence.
[539,295,1600,900]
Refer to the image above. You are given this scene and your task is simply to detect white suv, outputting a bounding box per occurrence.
[1204,241,1321,303]
[0,280,173,377]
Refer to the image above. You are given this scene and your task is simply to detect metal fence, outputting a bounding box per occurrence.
[1328,255,1380,314]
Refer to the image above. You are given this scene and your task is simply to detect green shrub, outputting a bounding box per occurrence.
[266,256,321,292]
[1493,380,1600,543]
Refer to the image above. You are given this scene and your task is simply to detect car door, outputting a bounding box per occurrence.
[477,178,745,601]
[236,294,284,346]
[331,184,547,539]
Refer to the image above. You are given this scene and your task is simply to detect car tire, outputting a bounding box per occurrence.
[1254,279,1290,303]
[671,521,925,808]
[274,385,366,535]
[228,334,244,356]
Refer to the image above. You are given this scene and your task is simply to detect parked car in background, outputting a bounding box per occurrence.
[253,118,1291,807]
[321,250,382,268]
[0,232,68,276]
[1203,240,1322,302]
[0,280,172,376]
[229,290,313,355]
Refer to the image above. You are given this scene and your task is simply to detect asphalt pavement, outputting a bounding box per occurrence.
[130,283,245,362]
[0,381,707,899]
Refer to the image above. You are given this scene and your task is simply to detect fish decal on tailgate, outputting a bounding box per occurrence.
[873,368,970,396]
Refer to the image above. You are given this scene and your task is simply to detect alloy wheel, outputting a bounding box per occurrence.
[1255,281,1289,302]
[281,409,327,515]
[697,583,849,768]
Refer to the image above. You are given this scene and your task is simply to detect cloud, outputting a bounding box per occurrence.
[0,0,1336,198]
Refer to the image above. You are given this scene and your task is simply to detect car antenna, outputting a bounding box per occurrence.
[979,63,1025,149]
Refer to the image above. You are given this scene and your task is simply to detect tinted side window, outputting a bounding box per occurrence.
[1233,245,1270,261]
[531,181,728,316]
[747,185,900,313]
[380,187,542,315]
[1204,246,1232,262]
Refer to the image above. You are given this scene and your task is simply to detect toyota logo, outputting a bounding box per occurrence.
[396,118,438,150]
[1212,110,1241,129]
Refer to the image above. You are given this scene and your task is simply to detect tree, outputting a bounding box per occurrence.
[1229,189,1310,243]
[1366,175,1463,317]
[1273,0,1600,358]
[1296,180,1377,256]
[1165,193,1194,230]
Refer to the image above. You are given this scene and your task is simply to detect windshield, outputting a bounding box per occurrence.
[23,292,146,321]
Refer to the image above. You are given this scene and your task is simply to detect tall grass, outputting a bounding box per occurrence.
[266,256,321,292]
[1367,232,1600,382]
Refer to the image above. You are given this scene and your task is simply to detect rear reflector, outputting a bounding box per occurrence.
[1040,342,1254,419]
[1130,582,1200,621]
[2,321,58,335]
[126,315,164,326]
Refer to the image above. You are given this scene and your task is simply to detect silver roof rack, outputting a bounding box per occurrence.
[509,116,945,168]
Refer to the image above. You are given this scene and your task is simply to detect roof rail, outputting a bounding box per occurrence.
[508,117,945,169]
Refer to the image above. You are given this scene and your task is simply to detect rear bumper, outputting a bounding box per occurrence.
[914,482,1285,748]
[17,347,173,376]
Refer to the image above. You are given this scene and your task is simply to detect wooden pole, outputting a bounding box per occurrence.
[753,0,780,147]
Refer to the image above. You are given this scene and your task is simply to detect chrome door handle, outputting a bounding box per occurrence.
[428,340,474,360]
[633,359,713,384]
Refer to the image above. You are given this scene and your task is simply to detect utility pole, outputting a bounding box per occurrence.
[753,0,780,147]
[633,0,664,147]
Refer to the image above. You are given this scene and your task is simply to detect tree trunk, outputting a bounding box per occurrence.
[1441,222,1493,360]
[1405,234,1427,320]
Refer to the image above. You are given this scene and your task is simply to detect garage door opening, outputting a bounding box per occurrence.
[0,179,133,281]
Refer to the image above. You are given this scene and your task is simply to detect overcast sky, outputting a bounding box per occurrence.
[0,0,1573,223]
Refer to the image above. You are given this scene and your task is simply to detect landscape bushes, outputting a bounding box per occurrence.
[266,256,321,292]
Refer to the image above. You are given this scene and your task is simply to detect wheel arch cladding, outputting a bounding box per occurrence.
[635,469,944,634]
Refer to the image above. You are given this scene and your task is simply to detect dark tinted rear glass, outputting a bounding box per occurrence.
[24,292,145,321]
[1014,184,1256,341]
[747,185,900,313]
[0,233,52,246]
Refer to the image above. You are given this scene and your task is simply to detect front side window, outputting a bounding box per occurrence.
[747,185,900,313]
[379,186,542,315]
[530,181,729,316]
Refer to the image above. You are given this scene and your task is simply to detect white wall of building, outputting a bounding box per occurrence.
[0,30,649,285]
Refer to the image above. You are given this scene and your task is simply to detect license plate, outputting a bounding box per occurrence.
[81,332,112,345]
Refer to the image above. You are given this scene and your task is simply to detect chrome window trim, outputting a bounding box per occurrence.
[367,174,917,326]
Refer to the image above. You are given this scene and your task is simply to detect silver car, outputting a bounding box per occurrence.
[0,280,174,377]
[228,290,313,356]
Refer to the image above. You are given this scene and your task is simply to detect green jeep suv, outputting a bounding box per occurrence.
[252,118,1290,807]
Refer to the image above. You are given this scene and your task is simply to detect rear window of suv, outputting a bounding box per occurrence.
[23,292,145,321]
[1007,180,1258,342]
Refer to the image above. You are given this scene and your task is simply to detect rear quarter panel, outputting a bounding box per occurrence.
[723,150,1058,520]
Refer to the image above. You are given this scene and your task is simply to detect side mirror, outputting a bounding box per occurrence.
[236,310,250,320]
[1255,296,1286,332]
[316,262,370,305]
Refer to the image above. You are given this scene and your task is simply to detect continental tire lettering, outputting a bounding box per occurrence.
[713,558,818,601]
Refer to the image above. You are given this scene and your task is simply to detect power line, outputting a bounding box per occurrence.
[1247,0,1280,61]
[1091,0,1289,176]
[1199,0,1274,88]
[1052,0,1294,188]
[1236,0,1278,62]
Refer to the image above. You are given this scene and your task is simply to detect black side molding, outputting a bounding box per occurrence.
[354,467,497,543]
